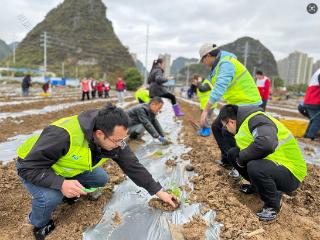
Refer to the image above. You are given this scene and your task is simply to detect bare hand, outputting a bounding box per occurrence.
[156,190,178,208]
[61,180,87,198]
[200,110,208,127]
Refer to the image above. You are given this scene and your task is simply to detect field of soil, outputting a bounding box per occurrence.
[0,87,319,240]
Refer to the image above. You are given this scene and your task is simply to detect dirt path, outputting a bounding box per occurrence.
[178,101,320,240]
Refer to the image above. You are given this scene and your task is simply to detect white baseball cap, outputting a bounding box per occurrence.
[199,43,219,62]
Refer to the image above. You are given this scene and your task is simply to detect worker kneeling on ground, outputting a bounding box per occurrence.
[220,104,307,221]
[126,97,167,143]
[16,104,176,240]
[135,86,150,104]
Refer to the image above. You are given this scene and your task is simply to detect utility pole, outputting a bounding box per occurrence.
[40,31,48,75]
[144,24,149,84]
[244,41,249,67]
[13,42,16,65]
[186,63,190,87]
[61,62,65,77]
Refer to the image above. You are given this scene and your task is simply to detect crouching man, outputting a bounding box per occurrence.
[126,97,167,143]
[220,104,307,221]
[16,104,176,240]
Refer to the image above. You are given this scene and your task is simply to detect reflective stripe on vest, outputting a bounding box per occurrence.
[135,89,150,103]
[235,111,307,182]
[17,115,109,178]
[210,56,261,105]
[196,79,217,110]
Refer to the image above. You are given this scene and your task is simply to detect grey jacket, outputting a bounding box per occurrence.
[126,104,164,138]
[148,66,168,97]
[17,109,162,195]
[236,106,279,163]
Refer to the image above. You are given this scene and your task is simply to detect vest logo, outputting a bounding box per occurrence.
[72,154,81,160]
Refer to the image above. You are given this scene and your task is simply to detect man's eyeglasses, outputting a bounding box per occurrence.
[106,135,129,149]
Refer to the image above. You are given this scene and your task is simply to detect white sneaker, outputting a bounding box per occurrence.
[228,168,241,179]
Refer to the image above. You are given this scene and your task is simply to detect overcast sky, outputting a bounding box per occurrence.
[0,0,319,68]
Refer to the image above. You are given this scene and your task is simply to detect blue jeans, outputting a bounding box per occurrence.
[304,105,320,139]
[20,167,108,228]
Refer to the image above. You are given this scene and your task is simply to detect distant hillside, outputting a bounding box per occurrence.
[171,57,198,76]
[220,36,278,77]
[176,36,279,85]
[12,0,134,77]
[135,59,148,77]
[0,39,12,60]
[8,42,20,51]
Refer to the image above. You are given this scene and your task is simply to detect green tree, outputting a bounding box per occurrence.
[124,67,143,90]
[272,76,284,89]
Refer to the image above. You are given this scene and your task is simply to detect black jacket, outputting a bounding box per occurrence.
[126,104,164,138]
[236,106,279,163]
[148,66,168,97]
[21,75,31,89]
[17,109,162,195]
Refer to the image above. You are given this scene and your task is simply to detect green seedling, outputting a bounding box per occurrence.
[82,187,97,193]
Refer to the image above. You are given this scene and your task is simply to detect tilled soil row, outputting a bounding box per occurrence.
[0,98,134,143]
[178,100,320,240]
[0,98,80,112]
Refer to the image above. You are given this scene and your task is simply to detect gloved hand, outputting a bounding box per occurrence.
[227,147,240,164]
[227,147,246,168]
[159,136,166,143]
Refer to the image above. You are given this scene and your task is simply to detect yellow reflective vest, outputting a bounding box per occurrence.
[210,56,261,105]
[18,116,109,178]
[235,111,307,182]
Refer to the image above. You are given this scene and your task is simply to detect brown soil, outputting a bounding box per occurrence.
[182,215,208,240]
[0,97,319,240]
[0,98,135,144]
[0,159,124,240]
[165,159,177,167]
[0,98,79,112]
[148,197,180,212]
[112,211,122,225]
[178,100,320,240]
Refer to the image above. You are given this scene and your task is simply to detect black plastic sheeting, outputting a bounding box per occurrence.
[83,101,221,240]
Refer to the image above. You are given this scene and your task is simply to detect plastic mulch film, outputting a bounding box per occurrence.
[83,101,221,240]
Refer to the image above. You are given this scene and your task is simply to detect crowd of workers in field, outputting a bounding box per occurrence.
[16,43,319,239]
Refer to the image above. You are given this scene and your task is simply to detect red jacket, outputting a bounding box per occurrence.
[116,80,126,91]
[304,69,320,105]
[96,82,104,92]
[256,76,270,101]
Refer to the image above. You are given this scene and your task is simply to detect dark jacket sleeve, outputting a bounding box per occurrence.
[318,73,320,86]
[197,82,211,92]
[238,114,278,162]
[154,68,168,85]
[136,108,161,138]
[152,118,165,137]
[113,146,162,195]
[17,126,70,190]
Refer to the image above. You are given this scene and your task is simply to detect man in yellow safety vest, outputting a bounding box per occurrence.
[16,104,177,239]
[220,104,307,221]
[199,43,262,171]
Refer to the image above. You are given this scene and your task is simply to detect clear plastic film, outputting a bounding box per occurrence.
[83,101,221,240]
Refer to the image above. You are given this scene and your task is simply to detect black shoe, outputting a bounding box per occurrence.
[33,219,55,240]
[256,207,280,221]
[62,196,80,205]
[240,184,257,194]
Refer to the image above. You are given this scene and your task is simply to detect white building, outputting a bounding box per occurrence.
[277,51,313,86]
